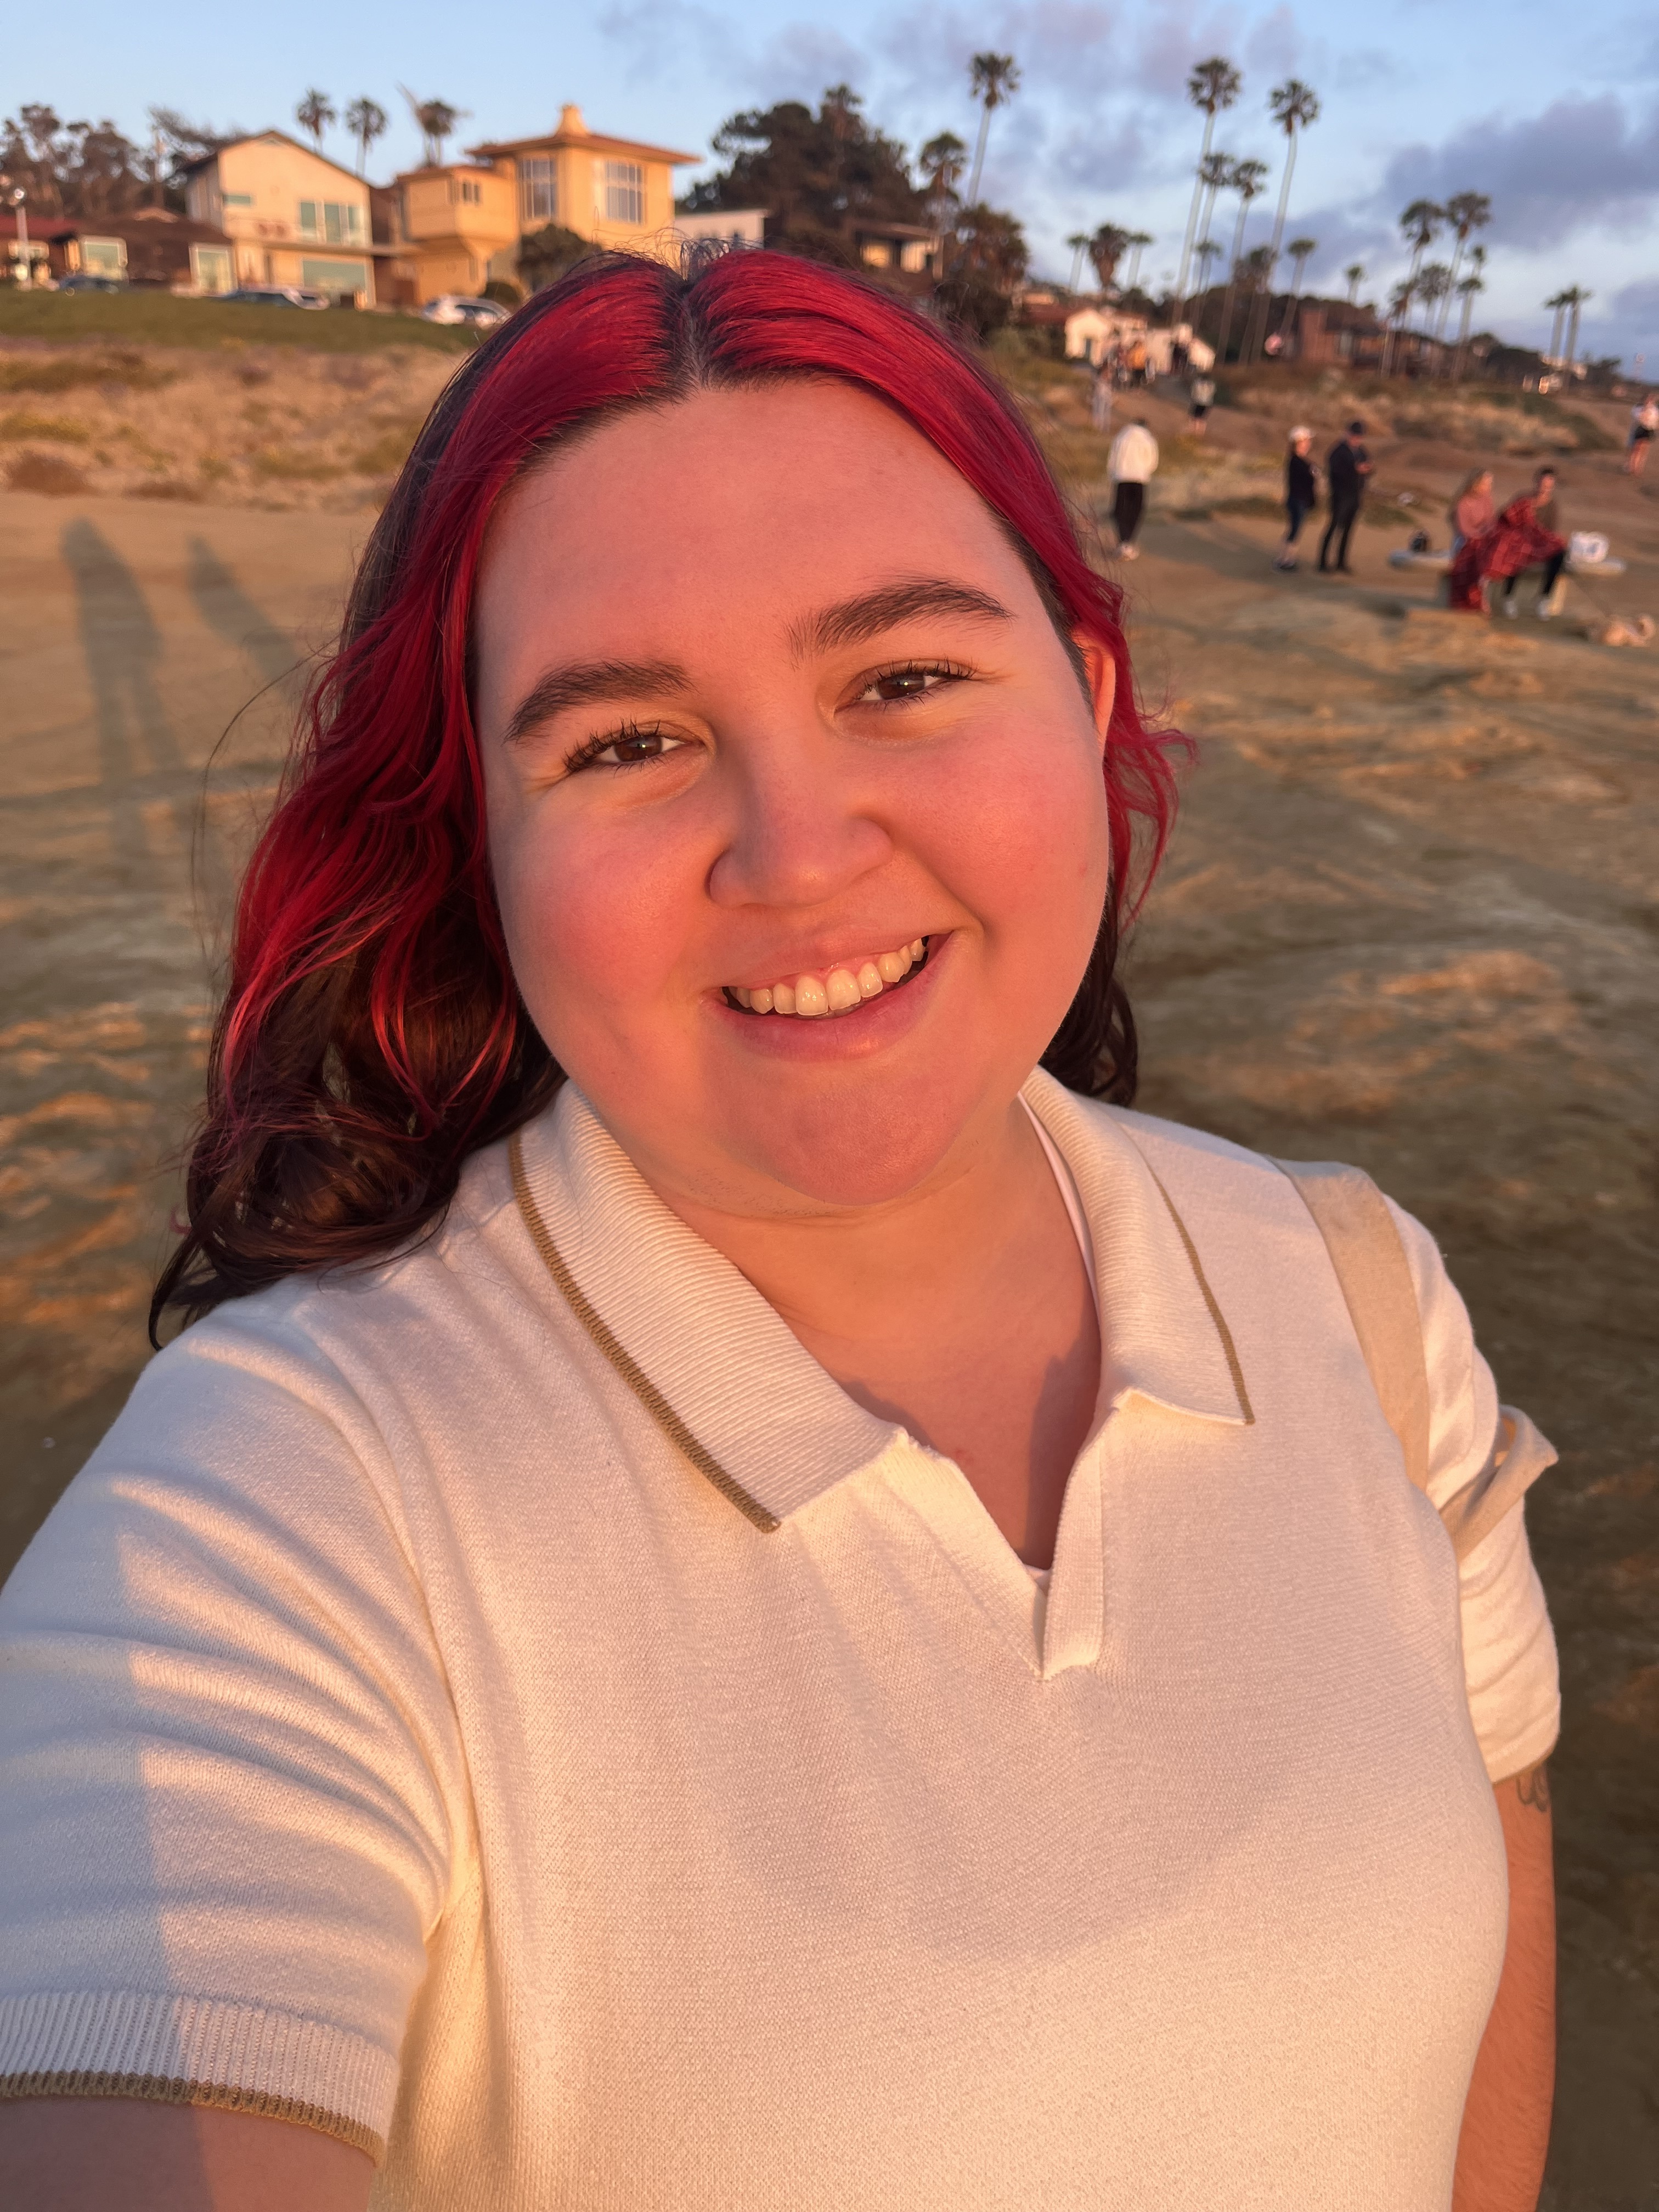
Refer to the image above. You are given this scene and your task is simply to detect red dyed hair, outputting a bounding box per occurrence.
[153,251,1188,1332]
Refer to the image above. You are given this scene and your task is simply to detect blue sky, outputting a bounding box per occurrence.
[8,0,1657,366]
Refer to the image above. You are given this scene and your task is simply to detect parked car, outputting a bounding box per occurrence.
[420,295,509,329]
[224,285,330,312]
[57,272,129,294]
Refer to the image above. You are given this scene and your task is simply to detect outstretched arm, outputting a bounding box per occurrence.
[1452,1760,1556,2212]
[0,2101,373,2212]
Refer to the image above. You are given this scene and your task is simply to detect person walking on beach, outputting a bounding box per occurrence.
[1090,358,1113,436]
[1447,466,1567,617]
[1318,420,1371,575]
[1188,372,1216,437]
[1449,469,1495,556]
[1625,393,1657,477]
[1276,427,1317,570]
[1108,415,1159,560]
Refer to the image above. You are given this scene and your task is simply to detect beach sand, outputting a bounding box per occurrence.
[2,361,1656,2201]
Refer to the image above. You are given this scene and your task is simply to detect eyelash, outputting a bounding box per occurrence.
[560,661,974,776]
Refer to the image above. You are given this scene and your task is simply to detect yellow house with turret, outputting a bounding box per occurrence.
[388,106,715,308]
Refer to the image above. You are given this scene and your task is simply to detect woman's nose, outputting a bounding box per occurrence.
[706,735,894,912]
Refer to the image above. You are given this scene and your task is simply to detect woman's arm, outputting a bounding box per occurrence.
[1452,1760,1556,2212]
[0,2101,373,2212]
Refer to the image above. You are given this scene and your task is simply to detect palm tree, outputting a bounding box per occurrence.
[1344,261,1364,304]
[344,97,387,178]
[920,131,967,259]
[1452,247,1486,382]
[1276,235,1317,347]
[1543,287,1572,366]
[1176,58,1242,313]
[295,89,335,153]
[1559,285,1591,379]
[1123,230,1154,294]
[1381,275,1416,377]
[1196,150,1231,256]
[1244,77,1319,362]
[1216,157,1267,363]
[1414,262,1452,368]
[399,87,466,168]
[1192,236,1222,306]
[1438,190,1491,339]
[1066,230,1091,294]
[965,53,1019,206]
[1399,198,1444,292]
[1088,223,1135,295]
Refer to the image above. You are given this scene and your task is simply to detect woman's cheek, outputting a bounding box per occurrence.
[919,713,1109,946]
[496,809,697,1063]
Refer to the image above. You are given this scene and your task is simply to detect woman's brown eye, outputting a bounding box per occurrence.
[611,731,664,763]
[873,669,935,702]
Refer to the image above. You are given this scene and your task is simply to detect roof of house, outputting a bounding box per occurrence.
[179,131,369,188]
[469,103,697,167]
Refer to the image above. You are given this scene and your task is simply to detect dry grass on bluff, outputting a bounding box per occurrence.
[0,338,460,512]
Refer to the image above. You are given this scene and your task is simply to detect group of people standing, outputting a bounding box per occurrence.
[1275,420,1372,574]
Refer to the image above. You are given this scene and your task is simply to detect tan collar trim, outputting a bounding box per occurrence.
[1136,1159,1256,1426]
[509,1131,781,1533]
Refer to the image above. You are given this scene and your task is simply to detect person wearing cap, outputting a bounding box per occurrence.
[1276,426,1317,571]
[1319,419,1372,576]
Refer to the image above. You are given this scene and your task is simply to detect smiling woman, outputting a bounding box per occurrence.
[0,253,1559,2212]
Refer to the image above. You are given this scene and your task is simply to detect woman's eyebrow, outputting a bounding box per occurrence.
[503,657,691,747]
[790,579,1012,661]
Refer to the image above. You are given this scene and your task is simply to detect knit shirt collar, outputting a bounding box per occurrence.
[513,1068,1251,1531]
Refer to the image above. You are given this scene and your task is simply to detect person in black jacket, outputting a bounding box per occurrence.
[1276,427,1318,571]
[1318,419,1372,574]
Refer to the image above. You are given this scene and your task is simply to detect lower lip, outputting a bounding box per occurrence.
[710,937,951,1060]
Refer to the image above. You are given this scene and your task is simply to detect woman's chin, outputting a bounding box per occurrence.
[716,1076,994,1212]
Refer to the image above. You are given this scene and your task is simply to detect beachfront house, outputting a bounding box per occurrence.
[385,162,521,304]
[466,105,698,277]
[182,133,394,303]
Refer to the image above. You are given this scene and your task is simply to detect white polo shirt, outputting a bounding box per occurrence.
[0,1074,1558,2209]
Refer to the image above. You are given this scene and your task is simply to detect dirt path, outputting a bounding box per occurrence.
[2,447,1656,2202]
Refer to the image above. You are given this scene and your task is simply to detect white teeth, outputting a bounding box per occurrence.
[729,937,930,1020]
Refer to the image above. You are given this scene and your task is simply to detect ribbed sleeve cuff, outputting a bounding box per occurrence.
[0,1991,396,2160]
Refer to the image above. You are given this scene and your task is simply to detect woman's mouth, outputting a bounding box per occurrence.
[723,938,929,1019]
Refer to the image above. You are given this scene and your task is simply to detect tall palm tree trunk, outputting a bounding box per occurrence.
[1175,110,1217,317]
[1244,132,1302,361]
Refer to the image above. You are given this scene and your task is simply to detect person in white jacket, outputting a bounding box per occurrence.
[1108,418,1159,559]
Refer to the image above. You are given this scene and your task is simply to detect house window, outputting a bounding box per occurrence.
[450,177,482,205]
[80,236,128,275]
[301,257,369,298]
[860,239,892,269]
[520,157,557,224]
[298,201,364,243]
[222,191,254,207]
[191,244,233,293]
[601,160,644,224]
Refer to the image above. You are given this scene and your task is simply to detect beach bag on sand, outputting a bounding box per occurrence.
[1275,1159,1554,1558]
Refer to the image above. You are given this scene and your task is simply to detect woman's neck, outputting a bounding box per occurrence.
[637,1094,1102,1567]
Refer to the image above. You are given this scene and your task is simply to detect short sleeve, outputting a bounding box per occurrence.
[0,1299,466,2158]
[1384,1198,1561,1783]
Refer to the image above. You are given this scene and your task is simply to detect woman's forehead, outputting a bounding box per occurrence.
[478,383,1032,646]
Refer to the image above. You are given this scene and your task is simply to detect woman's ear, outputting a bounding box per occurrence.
[1073,634,1118,759]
